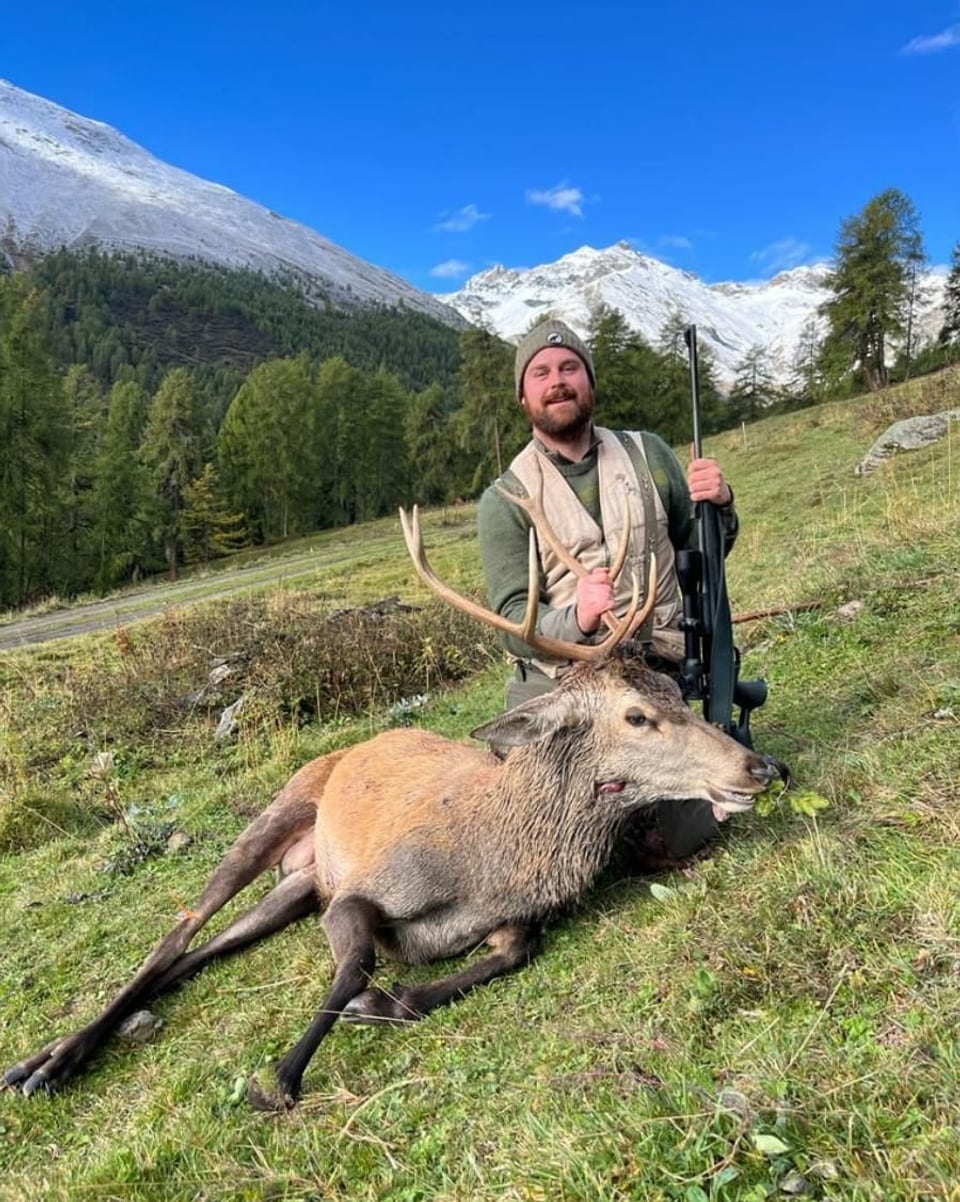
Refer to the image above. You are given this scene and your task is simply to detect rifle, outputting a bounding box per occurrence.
[675,325,767,749]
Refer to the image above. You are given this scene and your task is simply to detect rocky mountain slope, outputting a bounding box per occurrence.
[438,242,945,385]
[0,79,462,326]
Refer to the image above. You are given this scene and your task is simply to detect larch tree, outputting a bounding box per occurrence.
[58,365,105,593]
[181,463,249,564]
[139,366,206,579]
[217,355,317,541]
[818,189,926,391]
[938,241,960,358]
[455,326,522,491]
[587,306,663,431]
[91,379,153,590]
[404,382,465,505]
[314,355,366,527]
[788,317,827,406]
[0,278,69,607]
[728,345,780,424]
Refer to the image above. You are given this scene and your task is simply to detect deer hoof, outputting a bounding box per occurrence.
[341,984,417,1025]
[2,1064,29,1089]
[5,1053,74,1097]
[23,1070,54,1099]
[246,1073,296,1112]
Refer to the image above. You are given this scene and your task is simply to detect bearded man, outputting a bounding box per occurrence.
[476,318,740,860]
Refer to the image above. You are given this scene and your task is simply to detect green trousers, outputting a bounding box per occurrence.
[504,661,719,861]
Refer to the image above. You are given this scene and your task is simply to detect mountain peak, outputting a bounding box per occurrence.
[438,243,944,384]
[0,79,463,326]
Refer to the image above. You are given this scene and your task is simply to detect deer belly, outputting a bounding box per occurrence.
[378,907,495,965]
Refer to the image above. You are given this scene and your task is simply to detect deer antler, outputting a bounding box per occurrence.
[494,457,633,636]
[399,506,657,665]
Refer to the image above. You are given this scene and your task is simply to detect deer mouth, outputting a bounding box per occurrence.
[707,787,758,815]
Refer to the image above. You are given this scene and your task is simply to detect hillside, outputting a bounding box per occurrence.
[0,78,463,327]
[29,248,464,405]
[1,368,958,1200]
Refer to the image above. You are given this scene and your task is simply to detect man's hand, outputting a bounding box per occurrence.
[688,448,732,506]
[575,567,615,634]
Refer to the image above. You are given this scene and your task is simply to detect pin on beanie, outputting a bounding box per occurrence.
[514,319,596,401]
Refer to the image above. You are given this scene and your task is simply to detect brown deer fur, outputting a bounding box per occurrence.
[4,656,780,1109]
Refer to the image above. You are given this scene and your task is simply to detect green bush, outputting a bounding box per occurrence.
[0,591,501,852]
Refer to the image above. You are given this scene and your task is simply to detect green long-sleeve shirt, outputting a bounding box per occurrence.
[476,430,738,661]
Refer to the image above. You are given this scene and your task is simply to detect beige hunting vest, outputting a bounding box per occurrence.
[508,429,684,676]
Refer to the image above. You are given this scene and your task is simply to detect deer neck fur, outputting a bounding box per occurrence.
[472,726,639,915]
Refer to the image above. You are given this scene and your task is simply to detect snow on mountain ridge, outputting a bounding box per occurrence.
[439,243,945,387]
[0,79,463,326]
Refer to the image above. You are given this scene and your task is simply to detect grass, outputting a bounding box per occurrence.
[1,372,959,1201]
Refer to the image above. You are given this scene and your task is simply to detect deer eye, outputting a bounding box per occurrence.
[625,709,648,727]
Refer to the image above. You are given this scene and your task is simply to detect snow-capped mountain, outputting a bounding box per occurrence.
[1,80,947,384]
[438,242,946,386]
[0,79,462,326]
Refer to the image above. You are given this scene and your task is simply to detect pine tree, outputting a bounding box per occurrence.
[139,367,206,579]
[818,189,926,391]
[0,278,70,607]
[938,241,960,358]
[91,380,153,590]
[181,464,248,563]
[217,355,317,541]
[787,317,826,406]
[728,345,780,424]
[454,326,522,492]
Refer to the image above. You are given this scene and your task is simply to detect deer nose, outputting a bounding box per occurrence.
[752,755,792,789]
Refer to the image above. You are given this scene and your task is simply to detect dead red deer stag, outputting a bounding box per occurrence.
[4,489,783,1110]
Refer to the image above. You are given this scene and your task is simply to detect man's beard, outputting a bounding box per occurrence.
[535,385,594,438]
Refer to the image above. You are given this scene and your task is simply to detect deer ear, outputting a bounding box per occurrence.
[470,690,578,748]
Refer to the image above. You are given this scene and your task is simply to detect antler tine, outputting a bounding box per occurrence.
[400,504,542,648]
[494,457,635,635]
[494,457,585,580]
[399,507,660,666]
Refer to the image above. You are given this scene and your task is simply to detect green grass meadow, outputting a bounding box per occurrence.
[1,371,958,1201]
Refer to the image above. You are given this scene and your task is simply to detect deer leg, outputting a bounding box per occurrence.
[342,922,541,1025]
[247,893,383,1111]
[3,792,318,1098]
[147,865,320,999]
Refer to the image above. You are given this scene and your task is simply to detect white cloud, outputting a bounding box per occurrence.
[430,259,471,279]
[525,182,585,218]
[901,23,960,53]
[433,204,491,233]
[750,237,814,273]
[660,234,694,250]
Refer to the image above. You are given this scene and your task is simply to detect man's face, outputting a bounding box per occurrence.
[521,347,594,439]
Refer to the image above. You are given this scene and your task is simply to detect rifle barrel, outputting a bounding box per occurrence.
[684,324,703,458]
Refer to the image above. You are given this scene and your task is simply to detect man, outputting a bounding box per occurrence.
[476,317,738,860]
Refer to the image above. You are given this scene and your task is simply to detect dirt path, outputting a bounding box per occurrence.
[0,547,339,652]
[0,513,474,653]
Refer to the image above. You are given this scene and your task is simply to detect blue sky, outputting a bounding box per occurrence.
[5,0,960,291]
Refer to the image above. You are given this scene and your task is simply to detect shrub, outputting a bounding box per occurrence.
[0,591,502,853]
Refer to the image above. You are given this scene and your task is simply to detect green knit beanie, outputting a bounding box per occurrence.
[514,318,596,401]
